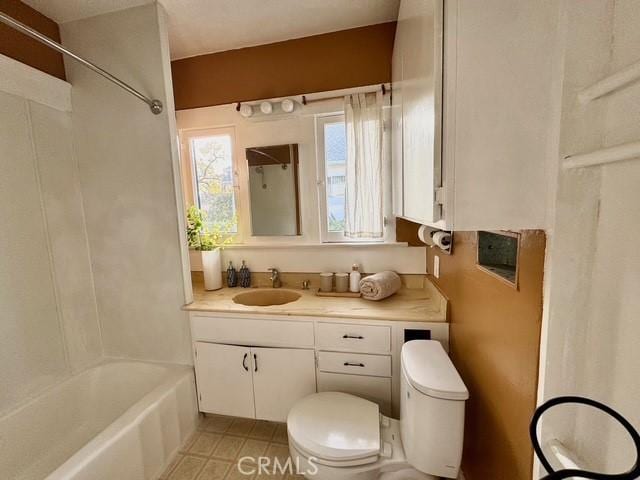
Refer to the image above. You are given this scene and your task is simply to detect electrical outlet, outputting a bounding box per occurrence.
[433,255,440,278]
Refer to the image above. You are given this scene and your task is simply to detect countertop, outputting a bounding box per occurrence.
[185,274,448,323]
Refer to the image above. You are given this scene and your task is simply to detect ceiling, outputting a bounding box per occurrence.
[23,0,400,60]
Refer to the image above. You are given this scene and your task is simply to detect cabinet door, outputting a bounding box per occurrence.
[397,0,444,225]
[391,12,405,217]
[251,347,316,422]
[194,342,255,418]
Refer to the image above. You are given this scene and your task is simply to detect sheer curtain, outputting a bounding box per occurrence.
[344,92,384,239]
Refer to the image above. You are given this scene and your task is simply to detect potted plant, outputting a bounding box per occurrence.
[187,206,235,290]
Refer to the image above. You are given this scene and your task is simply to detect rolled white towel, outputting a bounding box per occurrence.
[359,271,402,301]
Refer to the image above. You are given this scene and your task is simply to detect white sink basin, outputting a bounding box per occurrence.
[232,289,302,307]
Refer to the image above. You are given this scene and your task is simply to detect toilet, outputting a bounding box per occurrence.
[287,340,469,479]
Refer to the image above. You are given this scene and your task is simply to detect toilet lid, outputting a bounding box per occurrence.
[287,392,380,462]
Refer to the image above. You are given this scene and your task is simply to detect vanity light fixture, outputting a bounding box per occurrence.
[260,101,273,114]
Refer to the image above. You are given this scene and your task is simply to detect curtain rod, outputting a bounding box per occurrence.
[234,84,390,111]
[302,84,390,106]
[0,12,163,115]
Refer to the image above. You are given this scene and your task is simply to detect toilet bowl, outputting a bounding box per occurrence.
[287,340,468,480]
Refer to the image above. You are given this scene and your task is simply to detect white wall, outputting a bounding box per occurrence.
[538,0,640,473]
[177,99,427,274]
[0,56,101,416]
[61,3,192,364]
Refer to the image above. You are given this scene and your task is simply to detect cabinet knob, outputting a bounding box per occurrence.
[342,334,364,340]
[253,353,258,372]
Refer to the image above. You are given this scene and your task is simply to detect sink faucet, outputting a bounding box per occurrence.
[268,268,282,288]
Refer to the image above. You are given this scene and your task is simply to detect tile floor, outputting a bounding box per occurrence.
[160,414,304,480]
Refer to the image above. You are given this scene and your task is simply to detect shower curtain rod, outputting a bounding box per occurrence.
[0,12,163,115]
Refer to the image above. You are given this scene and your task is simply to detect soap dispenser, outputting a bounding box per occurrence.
[226,261,238,287]
[239,260,251,288]
[350,264,361,293]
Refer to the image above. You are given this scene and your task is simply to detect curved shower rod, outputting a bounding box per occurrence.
[0,12,163,115]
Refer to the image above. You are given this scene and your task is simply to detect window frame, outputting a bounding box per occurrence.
[315,113,387,244]
[179,126,238,234]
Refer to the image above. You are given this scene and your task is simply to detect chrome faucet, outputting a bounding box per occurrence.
[268,268,282,288]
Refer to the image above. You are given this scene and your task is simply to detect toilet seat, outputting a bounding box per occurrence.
[287,392,381,466]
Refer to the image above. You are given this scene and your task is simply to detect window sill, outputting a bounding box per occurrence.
[213,242,410,250]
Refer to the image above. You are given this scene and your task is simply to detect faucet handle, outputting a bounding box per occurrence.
[302,280,310,290]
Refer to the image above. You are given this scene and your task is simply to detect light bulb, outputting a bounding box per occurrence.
[239,104,253,118]
[260,101,273,114]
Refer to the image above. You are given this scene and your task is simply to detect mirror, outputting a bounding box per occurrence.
[246,144,301,236]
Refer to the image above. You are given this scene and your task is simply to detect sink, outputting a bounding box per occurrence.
[232,289,302,307]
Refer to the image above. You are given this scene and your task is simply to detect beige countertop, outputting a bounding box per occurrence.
[185,273,448,323]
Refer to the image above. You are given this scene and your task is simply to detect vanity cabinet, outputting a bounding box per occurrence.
[392,0,558,231]
[190,313,450,419]
[194,341,316,422]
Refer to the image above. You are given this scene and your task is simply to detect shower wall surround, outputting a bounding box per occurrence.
[0,57,100,416]
[61,3,192,364]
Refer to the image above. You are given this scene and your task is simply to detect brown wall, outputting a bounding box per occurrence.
[171,22,396,111]
[427,231,546,480]
[0,0,65,80]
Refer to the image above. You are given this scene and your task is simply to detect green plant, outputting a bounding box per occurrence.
[187,205,236,251]
[186,205,205,248]
[199,227,236,251]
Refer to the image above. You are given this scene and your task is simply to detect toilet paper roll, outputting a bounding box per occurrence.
[432,231,452,250]
[418,225,434,245]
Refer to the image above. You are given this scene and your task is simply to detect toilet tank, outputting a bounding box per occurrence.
[400,340,468,479]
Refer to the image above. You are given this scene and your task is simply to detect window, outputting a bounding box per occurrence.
[322,118,348,235]
[182,127,237,233]
[316,113,387,243]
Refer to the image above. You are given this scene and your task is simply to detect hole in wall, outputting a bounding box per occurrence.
[476,231,520,288]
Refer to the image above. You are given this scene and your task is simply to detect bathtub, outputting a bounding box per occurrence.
[0,360,199,480]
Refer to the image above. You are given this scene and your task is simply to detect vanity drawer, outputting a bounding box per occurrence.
[191,316,314,348]
[317,351,391,377]
[316,322,391,353]
[317,372,392,415]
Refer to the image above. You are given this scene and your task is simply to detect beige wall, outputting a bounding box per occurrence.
[0,63,100,415]
[171,22,396,110]
[427,231,546,479]
[62,3,192,364]
[0,0,65,79]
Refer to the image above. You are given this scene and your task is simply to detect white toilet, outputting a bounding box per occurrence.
[287,340,469,479]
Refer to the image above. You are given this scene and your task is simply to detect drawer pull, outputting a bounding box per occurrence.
[342,334,364,339]
[344,362,365,367]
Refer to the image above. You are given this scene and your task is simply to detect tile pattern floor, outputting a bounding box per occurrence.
[160,414,304,480]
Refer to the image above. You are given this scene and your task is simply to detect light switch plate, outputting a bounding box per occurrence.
[433,255,440,278]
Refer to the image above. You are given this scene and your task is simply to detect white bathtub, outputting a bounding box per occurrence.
[0,360,198,480]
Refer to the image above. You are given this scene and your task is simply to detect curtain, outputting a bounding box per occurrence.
[344,92,384,239]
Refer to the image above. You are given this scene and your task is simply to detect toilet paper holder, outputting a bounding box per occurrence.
[418,225,453,254]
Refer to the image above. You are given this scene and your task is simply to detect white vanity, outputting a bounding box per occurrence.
[187,282,448,421]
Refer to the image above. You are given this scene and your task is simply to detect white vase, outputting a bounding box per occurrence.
[202,249,222,290]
